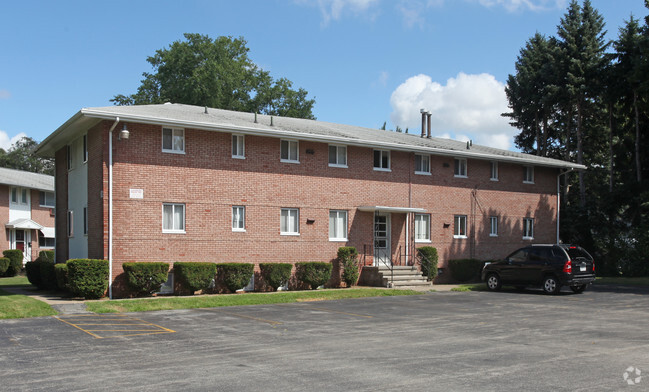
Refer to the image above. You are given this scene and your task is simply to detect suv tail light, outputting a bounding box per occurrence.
[563,260,572,274]
[592,261,595,273]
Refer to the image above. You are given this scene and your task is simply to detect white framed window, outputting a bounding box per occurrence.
[454,215,467,238]
[414,214,431,242]
[280,208,299,235]
[490,216,498,237]
[232,206,245,231]
[523,218,534,239]
[454,158,467,177]
[21,188,27,204]
[83,206,88,235]
[163,203,185,233]
[490,161,498,181]
[39,191,55,208]
[67,145,72,170]
[38,232,55,248]
[329,210,348,241]
[328,145,347,167]
[280,140,299,163]
[373,150,390,171]
[232,134,245,159]
[67,210,74,237]
[83,134,88,163]
[10,187,17,204]
[162,127,185,154]
[524,166,534,183]
[415,154,431,175]
[11,187,28,205]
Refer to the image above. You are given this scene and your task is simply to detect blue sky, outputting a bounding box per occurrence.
[1,0,647,151]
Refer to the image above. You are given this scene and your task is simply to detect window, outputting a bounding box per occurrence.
[39,191,55,208]
[11,187,28,205]
[10,187,17,203]
[328,145,347,167]
[329,210,348,241]
[523,218,534,239]
[162,203,185,233]
[232,206,245,231]
[67,145,72,170]
[454,215,467,238]
[280,208,299,235]
[414,214,430,242]
[373,150,390,170]
[20,188,27,204]
[67,210,74,237]
[491,161,498,181]
[415,154,430,174]
[280,140,299,163]
[454,158,467,177]
[232,134,245,159]
[83,134,88,163]
[38,232,55,248]
[524,166,534,183]
[162,128,185,153]
[490,216,498,237]
[83,207,88,235]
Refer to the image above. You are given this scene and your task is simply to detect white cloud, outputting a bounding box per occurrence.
[0,130,27,151]
[475,0,566,12]
[395,0,444,28]
[0,89,10,100]
[389,72,516,150]
[312,0,381,25]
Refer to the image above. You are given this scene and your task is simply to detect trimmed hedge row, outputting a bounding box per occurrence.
[67,259,109,299]
[173,262,217,294]
[25,251,58,290]
[338,247,359,287]
[259,263,292,290]
[0,257,9,275]
[417,246,439,281]
[295,262,332,290]
[123,262,170,296]
[3,249,23,277]
[217,263,254,293]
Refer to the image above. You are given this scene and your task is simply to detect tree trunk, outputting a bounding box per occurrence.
[609,102,614,193]
[577,101,585,208]
[535,112,541,156]
[634,90,642,183]
[542,112,549,157]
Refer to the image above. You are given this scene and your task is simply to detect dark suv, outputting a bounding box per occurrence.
[482,244,596,294]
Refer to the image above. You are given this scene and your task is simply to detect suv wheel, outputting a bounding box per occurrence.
[542,276,561,295]
[570,284,587,294]
[486,273,502,291]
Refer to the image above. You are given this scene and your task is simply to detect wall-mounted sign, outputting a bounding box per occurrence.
[129,189,144,199]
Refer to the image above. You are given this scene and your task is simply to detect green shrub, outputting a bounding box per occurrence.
[38,250,55,263]
[448,259,485,282]
[259,263,293,290]
[217,263,254,293]
[67,259,109,299]
[3,249,24,276]
[39,261,57,290]
[295,262,333,290]
[173,262,217,294]
[0,257,9,276]
[55,263,69,291]
[25,261,43,287]
[123,262,170,296]
[417,246,439,281]
[338,247,359,287]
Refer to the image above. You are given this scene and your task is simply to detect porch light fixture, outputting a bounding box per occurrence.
[119,124,130,140]
[443,223,450,228]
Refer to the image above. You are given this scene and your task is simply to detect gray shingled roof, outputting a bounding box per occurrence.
[37,103,585,170]
[0,167,54,191]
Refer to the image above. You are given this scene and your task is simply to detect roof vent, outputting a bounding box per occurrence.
[254,112,258,124]
[466,141,470,150]
[270,116,274,127]
[420,109,427,138]
[204,106,208,114]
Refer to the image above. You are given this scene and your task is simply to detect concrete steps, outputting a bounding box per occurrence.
[378,265,431,287]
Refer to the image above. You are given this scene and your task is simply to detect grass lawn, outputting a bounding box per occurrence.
[0,289,57,319]
[86,288,422,313]
[595,276,649,286]
[451,283,487,292]
[0,275,31,287]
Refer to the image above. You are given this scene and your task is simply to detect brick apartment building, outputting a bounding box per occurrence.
[36,103,583,297]
[0,167,55,264]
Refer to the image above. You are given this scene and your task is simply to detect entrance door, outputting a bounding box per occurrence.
[374,212,391,266]
[12,229,31,265]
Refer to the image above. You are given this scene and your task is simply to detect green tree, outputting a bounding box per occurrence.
[112,34,315,119]
[0,137,54,175]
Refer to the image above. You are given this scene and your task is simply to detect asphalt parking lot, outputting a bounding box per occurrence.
[2,285,648,391]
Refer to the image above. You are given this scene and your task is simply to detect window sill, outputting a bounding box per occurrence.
[523,236,534,240]
[163,230,186,234]
[329,238,348,242]
[415,171,431,176]
[523,181,534,184]
[489,234,498,237]
[232,155,245,160]
[490,178,499,182]
[162,149,186,155]
[328,164,348,168]
[280,159,300,164]
[415,239,432,243]
[454,175,468,178]
[373,168,391,172]
[39,246,55,249]
[453,235,467,239]
[232,229,246,232]
[280,232,300,236]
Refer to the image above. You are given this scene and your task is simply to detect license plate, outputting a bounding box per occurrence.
[580,265,586,272]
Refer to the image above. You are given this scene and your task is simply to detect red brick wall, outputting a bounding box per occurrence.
[81,121,558,296]
[0,185,9,251]
[55,148,69,262]
[87,122,107,260]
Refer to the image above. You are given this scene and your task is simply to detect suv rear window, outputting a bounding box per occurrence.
[566,247,592,261]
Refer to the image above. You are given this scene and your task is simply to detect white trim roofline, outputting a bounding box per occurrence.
[36,104,586,170]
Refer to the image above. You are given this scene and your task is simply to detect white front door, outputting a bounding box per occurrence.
[374,212,391,266]
[12,229,31,265]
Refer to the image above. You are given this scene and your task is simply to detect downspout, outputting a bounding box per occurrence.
[108,117,120,299]
[556,168,575,244]
[407,152,413,265]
